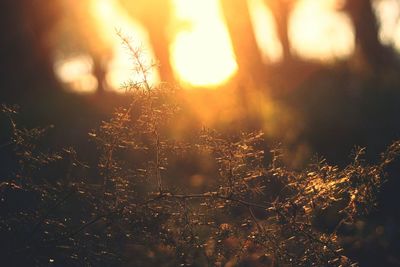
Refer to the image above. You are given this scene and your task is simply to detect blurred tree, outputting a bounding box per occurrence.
[341,0,393,70]
[58,0,113,93]
[220,0,265,84]
[0,0,62,101]
[118,0,175,83]
[264,0,295,61]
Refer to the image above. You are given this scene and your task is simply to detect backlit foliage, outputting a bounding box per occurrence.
[1,39,399,266]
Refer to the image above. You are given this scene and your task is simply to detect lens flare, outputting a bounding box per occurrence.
[171,0,237,87]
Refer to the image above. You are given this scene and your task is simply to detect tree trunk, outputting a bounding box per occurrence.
[265,0,293,61]
[344,0,389,69]
[220,0,265,84]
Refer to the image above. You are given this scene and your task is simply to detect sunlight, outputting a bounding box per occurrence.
[290,0,354,61]
[55,0,158,93]
[373,0,400,51]
[171,0,237,87]
[91,0,159,89]
[248,0,283,63]
[54,55,98,93]
[54,0,400,93]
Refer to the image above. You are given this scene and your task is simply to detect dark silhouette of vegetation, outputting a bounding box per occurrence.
[1,41,400,266]
[2,2,400,266]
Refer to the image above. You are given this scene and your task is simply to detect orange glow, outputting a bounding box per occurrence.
[171,0,237,87]
[373,0,400,51]
[56,0,400,93]
[290,0,354,61]
[90,0,159,89]
[54,55,97,93]
[248,0,283,63]
[55,0,158,92]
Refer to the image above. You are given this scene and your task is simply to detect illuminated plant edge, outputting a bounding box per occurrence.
[0,36,399,266]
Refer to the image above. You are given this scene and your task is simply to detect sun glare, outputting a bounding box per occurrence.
[54,55,97,93]
[92,0,159,89]
[56,0,400,93]
[171,0,237,87]
[373,0,400,52]
[248,0,283,63]
[55,0,158,93]
[290,0,354,61]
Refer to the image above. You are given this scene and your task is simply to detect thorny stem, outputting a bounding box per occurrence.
[101,106,134,199]
[61,191,271,243]
[227,155,234,196]
[117,31,164,194]
[101,34,154,197]
[117,30,152,91]
[155,130,163,194]
[247,205,264,233]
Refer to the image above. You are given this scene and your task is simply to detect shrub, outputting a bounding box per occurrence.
[0,37,399,266]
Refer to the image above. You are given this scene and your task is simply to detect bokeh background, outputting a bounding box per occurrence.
[1,0,400,265]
